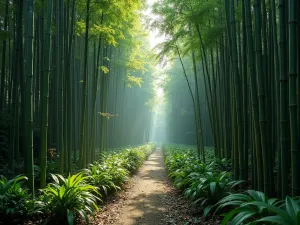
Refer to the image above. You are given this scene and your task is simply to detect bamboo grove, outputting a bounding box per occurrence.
[153,0,300,198]
[163,60,214,147]
[0,0,154,195]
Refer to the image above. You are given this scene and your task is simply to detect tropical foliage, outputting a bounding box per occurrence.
[88,144,154,195]
[41,172,100,224]
[0,175,37,220]
[163,144,241,213]
[215,190,300,225]
[0,144,155,224]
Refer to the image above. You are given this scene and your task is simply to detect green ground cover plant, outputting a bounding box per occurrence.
[163,144,300,225]
[163,144,240,214]
[0,175,40,223]
[215,190,300,225]
[0,143,155,225]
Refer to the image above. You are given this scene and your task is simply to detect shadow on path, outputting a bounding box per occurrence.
[113,149,169,225]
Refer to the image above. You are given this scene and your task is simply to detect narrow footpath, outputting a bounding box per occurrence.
[92,149,220,225]
[113,149,168,225]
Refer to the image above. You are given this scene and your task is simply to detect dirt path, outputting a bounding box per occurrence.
[113,149,168,225]
[92,149,220,225]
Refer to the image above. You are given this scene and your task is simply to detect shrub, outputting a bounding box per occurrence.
[215,190,282,225]
[185,171,243,210]
[0,175,40,222]
[0,144,155,225]
[253,196,300,225]
[163,144,242,214]
[88,144,154,196]
[104,155,129,187]
[41,172,100,225]
[88,162,121,195]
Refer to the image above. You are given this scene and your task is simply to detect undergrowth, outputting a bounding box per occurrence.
[0,143,155,225]
[163,144,300,225]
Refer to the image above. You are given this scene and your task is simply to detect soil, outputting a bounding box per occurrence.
[91,149,221,225]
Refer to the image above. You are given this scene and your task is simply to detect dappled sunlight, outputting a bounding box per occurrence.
[113,150,168,225]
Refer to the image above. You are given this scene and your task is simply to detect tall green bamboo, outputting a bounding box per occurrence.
[55,0,64,174]
[288,0,300,196]
[225,0,244,181]
[253,0,270,195]
[90,14,104,161]
[24,0,35,194]
[244,0,263,191]
[174,41,203,160]
[40,0,53,188]
[189,25,204,161]
[242,0,249,184]
[79,0,90,168]
[278,0,289,198]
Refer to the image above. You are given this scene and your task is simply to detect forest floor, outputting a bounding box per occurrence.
[91,149,220,225]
